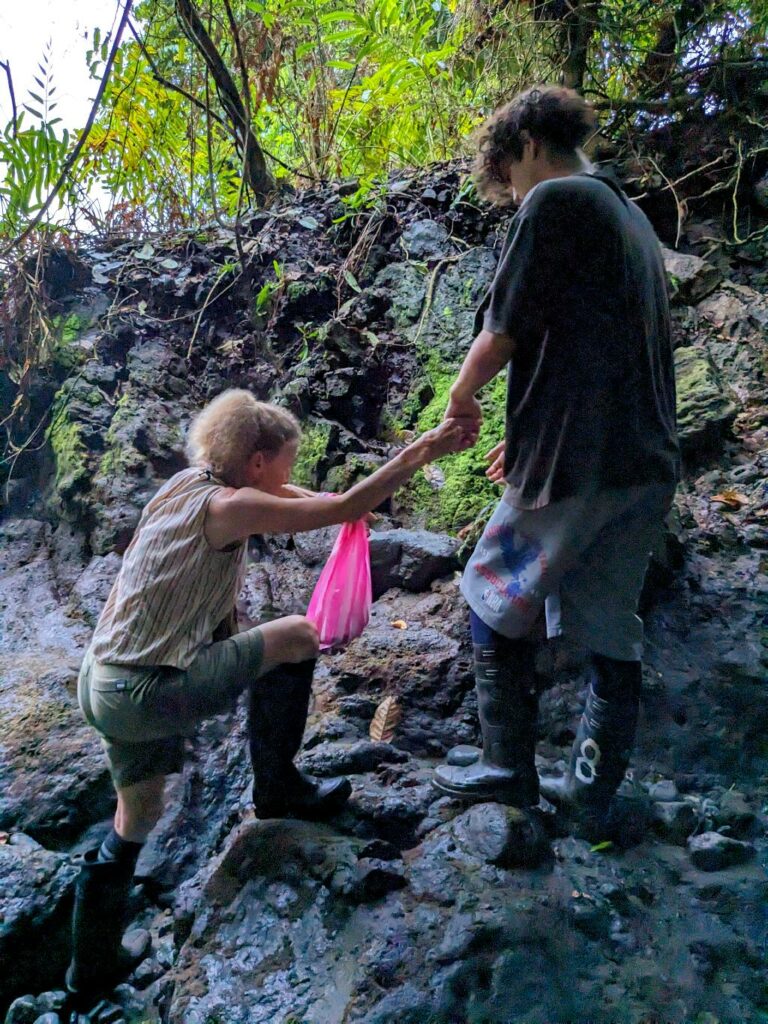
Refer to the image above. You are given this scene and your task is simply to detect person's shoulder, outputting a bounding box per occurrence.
[529,173,623,210]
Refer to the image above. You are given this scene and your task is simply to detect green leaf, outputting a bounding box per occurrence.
[590,840,614,853]
[343,269,362,292]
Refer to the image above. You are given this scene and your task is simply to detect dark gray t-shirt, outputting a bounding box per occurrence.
[476,172,680,509]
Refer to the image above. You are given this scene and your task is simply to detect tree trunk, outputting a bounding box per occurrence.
[560,0,601,93]
[175,0,274,204]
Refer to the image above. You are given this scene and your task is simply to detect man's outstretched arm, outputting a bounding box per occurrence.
[445,329,516,424]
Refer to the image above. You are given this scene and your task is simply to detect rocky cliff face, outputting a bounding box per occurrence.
[1,164,767,1024]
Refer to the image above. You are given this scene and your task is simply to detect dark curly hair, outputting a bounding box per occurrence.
[473,85,597,204]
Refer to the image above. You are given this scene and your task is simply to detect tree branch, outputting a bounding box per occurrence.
[0,59,18,135]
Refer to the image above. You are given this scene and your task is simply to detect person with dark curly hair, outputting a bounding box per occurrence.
[432,86,680,838]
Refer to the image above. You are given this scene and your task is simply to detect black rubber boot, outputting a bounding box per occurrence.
[249,659,351,820]
[65,849,147,1005]
[540,654,642,836]
[433,636,540,807]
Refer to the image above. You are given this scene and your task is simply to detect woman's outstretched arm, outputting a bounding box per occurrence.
[205,418,473,548]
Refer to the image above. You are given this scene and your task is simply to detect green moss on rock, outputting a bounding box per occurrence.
[292,420,334,489]
[398,368,507,532]
[675,345,737,456]
[47,391,89,498]
[51,312,91,370]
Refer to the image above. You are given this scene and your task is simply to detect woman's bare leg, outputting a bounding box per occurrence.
[114,775,167,843]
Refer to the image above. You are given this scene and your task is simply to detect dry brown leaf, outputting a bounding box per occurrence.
[0,832,8,845]
[390,619,408,630]
[711,489,750,509]
[369,695,403,744]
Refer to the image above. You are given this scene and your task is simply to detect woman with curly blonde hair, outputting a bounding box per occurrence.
[67,388,473,1004]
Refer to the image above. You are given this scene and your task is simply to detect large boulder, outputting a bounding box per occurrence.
[369,529,460,596]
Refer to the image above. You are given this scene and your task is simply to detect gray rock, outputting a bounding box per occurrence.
[4,996,39,1024]
[697,281,768,340]
[675,346,738,457]
[652,801,698,845]
[369,529,460,595]
[714,789,759,839]
[400,219,452,260]
[0,845,78,1009]
[648,779,679,802]
[372,262,427,328]
[298,739,408,776]
[32,994,67,1016]
[662,248,722,303]
[432,802,551,870]
[358,984,433,1024]
[418,247,499,363]
[569,891,612,940]
[349,858,408,901]
[687,831,756,871]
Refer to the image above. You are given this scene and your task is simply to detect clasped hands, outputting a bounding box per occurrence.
[445,386,505,484]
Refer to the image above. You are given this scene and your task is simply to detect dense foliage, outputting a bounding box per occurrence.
[0,0,766,493]
[1,0,766,234]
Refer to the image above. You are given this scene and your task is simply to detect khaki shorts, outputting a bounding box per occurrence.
[461,484,675,661]
[78,626,264,789]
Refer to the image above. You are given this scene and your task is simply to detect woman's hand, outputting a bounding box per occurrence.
[485,440,506,483]
[418,417,477,461]
[257,615,320,675]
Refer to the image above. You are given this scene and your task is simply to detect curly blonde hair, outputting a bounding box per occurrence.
[186,390,300,485]
[473,85,597,205]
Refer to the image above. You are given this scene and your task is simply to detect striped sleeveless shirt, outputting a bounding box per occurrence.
[91,467,246,670]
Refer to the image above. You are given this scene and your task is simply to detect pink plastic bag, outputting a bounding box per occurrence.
[306,520,372,649]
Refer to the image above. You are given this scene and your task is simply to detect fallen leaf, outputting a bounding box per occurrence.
[590,840,614,853]
[711,490,750,509]
[0,832,8,845]
[134,242,155,260]
[369,695,402,743]
[390,619,408,630]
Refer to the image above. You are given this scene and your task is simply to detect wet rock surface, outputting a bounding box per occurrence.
[1,164,767,1022]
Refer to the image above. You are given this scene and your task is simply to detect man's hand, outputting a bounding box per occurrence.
[485,440,506,483]
[445,386,482,433]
